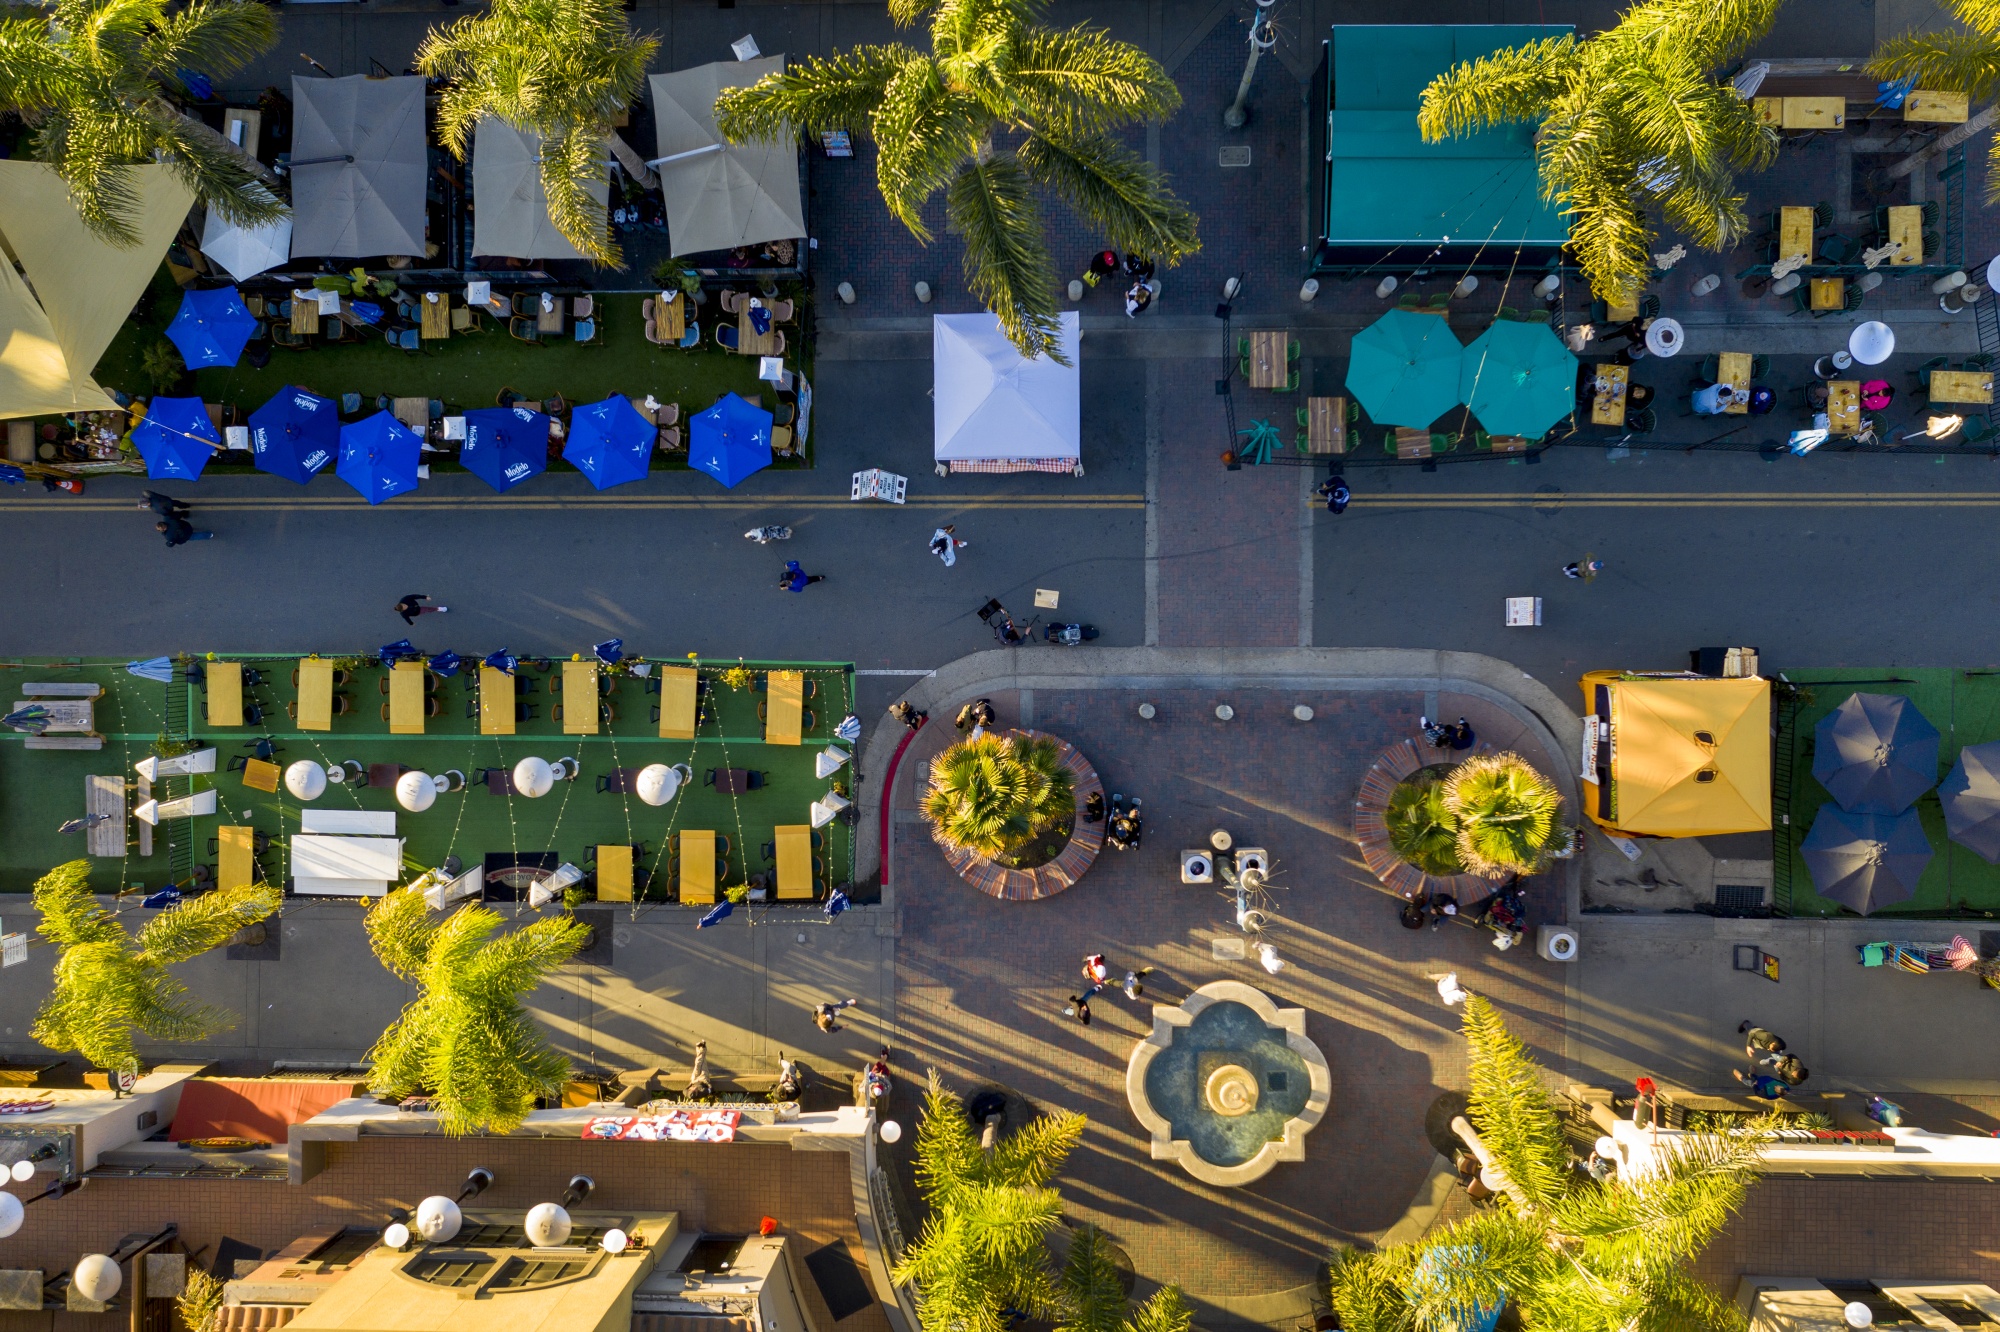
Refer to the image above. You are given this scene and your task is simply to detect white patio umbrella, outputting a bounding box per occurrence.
[1850,321,1896,364]
[811,789,851,828]
[396,770,437,812]
[199,210,294,281]
[286,760,327,800]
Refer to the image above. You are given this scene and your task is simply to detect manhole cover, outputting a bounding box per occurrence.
[1218,145,1252,168]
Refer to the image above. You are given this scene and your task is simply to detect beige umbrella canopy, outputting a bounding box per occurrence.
[648,57,806,258]
[472,119,603,261]
[289,75,428,258]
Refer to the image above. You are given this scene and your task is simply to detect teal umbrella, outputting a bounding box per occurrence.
[1459,320,1579,438]
[1345,310,1465,428]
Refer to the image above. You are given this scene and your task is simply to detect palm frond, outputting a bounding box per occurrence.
[874,59,985,238]
[1443,753,1563,877]
[1018,131,1198,264]
[135,882,280,965]
[715,46,915,143]
[32,861,122,948]
[1006,26,1180,134]
[914,1070,985,1205]
[1630,1265,1750,1332]
[1056,1224,1125,1332]
[1125,1284,1192,1332]
[1403,1210,1546,1332]
[1459,994,1573,1213]
[1384,771,1461,875]
[1327,1246,1418,1332]
[140,0,276,84]
[947,154,1060,360]
[365,887,440,980]
[1418,37,1576,139]
[1870,29,2000,100]
[538,122,619,266]
[985,1105,1085,1189]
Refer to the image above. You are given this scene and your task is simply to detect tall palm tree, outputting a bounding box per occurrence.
[0,0,288,245]
[1443,753,1564,877]
[31,860,280,1074]
[1058,1224,1192,1332]
[364,889,591,1136]
[922,732,1076,859]
[1872,0,2000,199]
[1385,771,1461,876]
[1418,0,1781,304]
[1329,994,1763,1332]
[892,1072,1086,1332]
[419,0,660,267]
[713,0,1200,361]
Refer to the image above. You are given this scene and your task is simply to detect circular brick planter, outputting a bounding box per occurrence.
[927,730,1105,901]
[1353,739,1498,900]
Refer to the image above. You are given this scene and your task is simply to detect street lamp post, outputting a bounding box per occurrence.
[1222,0,1278,130]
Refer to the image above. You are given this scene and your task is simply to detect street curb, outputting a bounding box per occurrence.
[853,647,1589,920]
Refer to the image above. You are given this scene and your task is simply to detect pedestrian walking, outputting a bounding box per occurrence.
[1063,994,1093,1025]
[814,998,859,1033]
[1739,1021,1787,1060]
[1124,281,1154,318]
[1562,558,1603,581]
[1121,967,1154,1000]
[928,526,968,567]
[136,490,188,519]
[1428,894,1459,930]
[779,560,824,592]
[1449,717,1476,751]
[889,701,927,732]
[395,593,448,624]
[685,1041,713,1099]
[776,1052,804,1100]
[1317,475,1350,514]
[1866,1095,1905,1127]
[1733,1067,1788,1100]
[1433,972,1468,1006]
[1084,250,1119,288]
[1082,954,1110,987]
[156,516,213,546]
[955,698,996,734]
[1419,715,1452,749]
[1256,942,1285,973]
[1769,1054,1809,1085]
[1399,895,1429,929]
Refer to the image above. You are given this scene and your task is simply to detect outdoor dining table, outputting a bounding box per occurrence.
[679,829,717,903]
[1810,277,1847,312]
[1589,364,1629,427]
[596,843,634,903]
[389,660,425,735]
[1304,396,1348,454]
[1716,352,1753,415]
[1827,379,1861,435]
[1905,90,1970,123]
[774,824,813,900]
[240,758,281,793]
[206,661,244,727]
[713,768,753,794]
[536,293,565,335]
[655,291,686,342]
[478,665,515,735]
[217,825,256,891]
[1392,427,1435,459]
[656,665,699,739]
[419,292,452,340]
[765,670,805,745]
[290,295,320,336]
[1247,331,1291,389]
[392,397,429,436]
[1757,96,1844,130]
[1778,207,1815,265]
[1887,206,1925,265]
[296,657,334,731]
[736,304,779,356]
[562,660,599,735]
[1930,370,1995,404]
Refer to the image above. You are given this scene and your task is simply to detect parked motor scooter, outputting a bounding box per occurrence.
[744,525,793,543]
[1043,622,1099,646]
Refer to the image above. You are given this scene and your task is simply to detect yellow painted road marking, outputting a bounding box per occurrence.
[0,494,1145,513]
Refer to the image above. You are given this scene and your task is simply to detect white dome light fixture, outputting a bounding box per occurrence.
[878,1120,902,1144]
[513,757,555,798]
[1845,1303,1874,1329]
[415,1196,462,1243]
[601,1229,629,1255]
[396,771,438,813]
[382,1223,411,1251]
[524,1202,572,1248]
[9,1160,34,1183]
[73,1255,121,1303]
[0,1192,22,1239]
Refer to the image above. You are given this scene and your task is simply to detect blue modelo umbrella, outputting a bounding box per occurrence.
[461,406,550,493]
[249,386,338,485]
[689,392,773,489]
[336,410,422,505]
[165,286,259,369]
[1459,319,1578,439]
[1346,309,1466,428]
[563,396,655,490]
[131,396,221,480]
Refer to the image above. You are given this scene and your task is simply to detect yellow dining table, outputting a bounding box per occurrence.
[596,844,634,903]
[296,658,334,731]
[1778,207,1815,265]
[217,826,257,890]
[765,670,804,745]
[563,660,599,735]
[479,665,515,736]
[679,830,716,904]
[389,661,426,734]
[1887,205,1924,265]
[1716,353,1753,415]
[775,824,813,900]
[206,661,244,727]
[1930,370,1994,404]
[656,665,699,739]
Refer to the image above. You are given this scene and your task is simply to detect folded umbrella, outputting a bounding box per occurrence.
[132,397,222,481]
[125,657,175,683]
[696,899,734,929]
[379,638,418,665]
[483,649,518,675]
[428,650,462,678]
[593,638,624,664]
[165,286,259,369]
[3,705,51,734]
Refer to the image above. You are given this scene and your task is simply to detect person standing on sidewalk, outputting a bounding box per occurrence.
[779,560,824,592]
[814,998,859,1033]
[1733,1067,1789,1100]
[395,593,449,624]
[156,515,213,546]
[1449,717,1476,751]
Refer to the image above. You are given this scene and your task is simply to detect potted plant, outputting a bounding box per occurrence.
[923,732,1076,869]
[1382,752,1564,878]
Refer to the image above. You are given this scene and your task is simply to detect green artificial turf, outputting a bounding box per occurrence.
[0,657,856,908]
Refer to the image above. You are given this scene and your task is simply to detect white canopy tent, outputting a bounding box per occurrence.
[472,119,602,260]
[647,58,806,257]
[933,312,1081,474]
[289,75,428,258]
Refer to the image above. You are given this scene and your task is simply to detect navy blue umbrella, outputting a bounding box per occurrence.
[461,406,550,493]
[379,638,418,665]
[428,650,462,678]
[563,396,654,490]
[1801,806,1932,915]
[132,397,221,480]
[166,286,259,369]
[249,387,338,485]
[483,649,518,674]
[1812,692,1941,815]
[689,393,773,489]
[336,411,422,505]
[696,899,734,929]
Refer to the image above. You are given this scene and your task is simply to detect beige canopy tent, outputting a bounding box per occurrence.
[0,162,194,419]
[472,119,601,261]
[648,58,806,257]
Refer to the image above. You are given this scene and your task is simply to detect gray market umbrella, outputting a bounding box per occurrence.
[1800,805,1931,915]
[1811,692,1940,814]
[288,74,428,258]
[1940,740,2000,862]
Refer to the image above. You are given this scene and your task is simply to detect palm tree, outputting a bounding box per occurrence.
[1329,994,1763,1332]
[922,732,1076,859]
[713,0,1200,361]
[1058,1224,1192,1332]
[363,888,592,1136]
[0,0,288,245]
[30,860,280,1074]
[1385,771,1461,876]
[418,0,659,267]
[1417,0,1781,304]
[1872,0,2000,199]
[892,1072,1085,1332]
[1443,753,1564,877]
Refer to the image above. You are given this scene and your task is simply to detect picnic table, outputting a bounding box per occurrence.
[1930,370,1995,404]
[656,665,699,739]
[597,844,634,903]
[765,670,805,745]
[1589,364,1629,427]
[654,291,686,342]
[1716,352,1753,416]
[1304,396,1348,454]
[296,657,334,731]
[1778,207,1815,265]
[1811,276,1847,312]
[206,661,244,727]
[419,292,452,340]
[1887,205,1924,265]
[679,830,717,904]
[736,305,779,356]
[217,825,257,890]
[479,665,515,736]
[1758,96,1843,129]
[535,293,565,335]
[1905,90,1969,123]
[1827,379,1861,435]
[290,295,320,336]
[85,775,125,858]
[775,824,813,900]
[389,660,426,734]
[562,660,600,735]
[1247,331,1291,389]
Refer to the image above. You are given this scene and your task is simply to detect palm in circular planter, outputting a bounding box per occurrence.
[924,732,1076,862]
[1384,753,1563,879]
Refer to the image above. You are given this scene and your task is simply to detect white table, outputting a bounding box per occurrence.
[441,416,467,441]
[291,833,404,879]
[225,426,250,451]
[300,809,397,835]
[759,356,786,382]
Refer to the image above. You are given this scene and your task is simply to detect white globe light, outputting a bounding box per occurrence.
[396,771,437,813]
[382,1223,410,1251]
[635,764,681,807]
[9,1160,33,1183]
[285,760,327,800]
[878,1120,902,1144]
[1593,1136,1618,1159]
[0,1192,21,1238]
[524,1202,572,1248]
[601,1229,629,1254]
[73,1255,121,1303]
[414,1196,461,1242]
[513,757,555,798]
[1845,1303,1874,1329]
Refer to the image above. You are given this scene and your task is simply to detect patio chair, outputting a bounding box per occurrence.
[716,324,740,351]
[572,295,595,320]
[450,306,485,333]
[656,426,683,452]
[511,292,540,318]
[1964,354,1995,372]
[271,326,309,350]
[543,394,568,416]
[323,320,352,343]
[1818,234,1858,265]
[656,403,680,426]
[719,289,748,314]
[386,327,421,352]
[243,337,272,370]
[769,331,787,354]
[573,318,599,345]
[679,322,700,349]
[767,298,795,323]
[1812,201,1834,229]
[1964,415,1996,445]
[508,317,542,344]
[1814,286,1865,319]
[1913,355,1950,394]
[771,425,795,457]
[772,401,796,428]
[1626,406,1657,434]
[642,300,670,346]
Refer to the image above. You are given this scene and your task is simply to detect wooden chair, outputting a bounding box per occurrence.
[718,289,748,314]
[508,317,541,344]
[657,426,684,452]
[769,330,787,354]
[770,425,794,457]
[572,295,595,320]
[715,324,741,352]
[767,298,796,323]
[271,326,309,350]
[511,292,541,317]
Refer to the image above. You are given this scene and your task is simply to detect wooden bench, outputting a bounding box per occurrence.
[26,735,103,750]
[610,1064,825,1105]
[23,683,102,699]
[85,776,125,857]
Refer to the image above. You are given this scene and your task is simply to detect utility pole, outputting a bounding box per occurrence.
[1222,0,1278,130]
